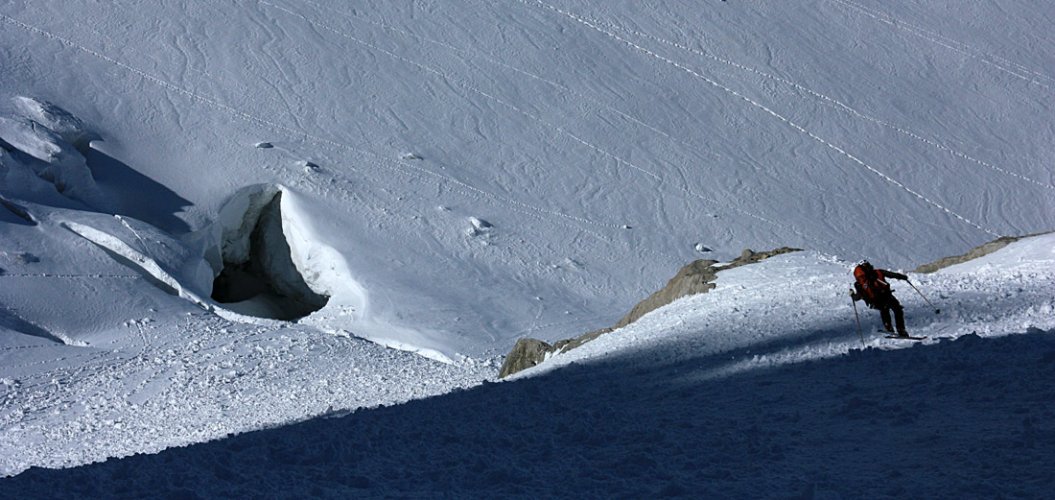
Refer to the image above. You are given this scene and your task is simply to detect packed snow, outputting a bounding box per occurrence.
[2,0,1052,359]
[518,233,1055,381]
[1,234,1053,497]
[1,0,1053,495]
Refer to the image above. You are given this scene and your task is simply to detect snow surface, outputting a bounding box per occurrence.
[517,233,1055,380]
[2,0,1053,359]
[1,0,1054,492]
[1,235,1053,497]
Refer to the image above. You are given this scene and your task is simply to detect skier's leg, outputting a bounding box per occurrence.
[891,297,906,335]
[879,306,893,332]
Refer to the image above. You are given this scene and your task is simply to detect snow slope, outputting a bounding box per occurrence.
[1,0,1053,479]
[518,232,1055,380]
[1,234,1053,498]
[2,0,1053,358]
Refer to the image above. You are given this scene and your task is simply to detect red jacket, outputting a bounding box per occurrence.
[853,265,907,304]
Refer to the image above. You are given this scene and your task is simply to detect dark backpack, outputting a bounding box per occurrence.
[854,264,891,305]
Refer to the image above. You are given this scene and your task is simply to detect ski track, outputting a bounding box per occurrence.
[571,7,1055,193]
[260,0,786,262]
[0,12,616,244]
[6,2,849,260]
[281,0,829,254]
[0,274,139,280]
[1,1,1053,487]
[85,21,295,121]
[829,0,1055,88]
[257,2,669,189]
[518,0,1000,239]
[295,0,726,163]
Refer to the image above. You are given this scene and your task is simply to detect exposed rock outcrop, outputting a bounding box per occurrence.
[498,338,554,378]
[914,231,1052,274]
[499,247,801,378]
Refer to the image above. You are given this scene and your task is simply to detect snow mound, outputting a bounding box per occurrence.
[0,104,101,206]
[61,218,213,306]
[0,195,36,226]
[466,216,493,237]
[11,96,97,149]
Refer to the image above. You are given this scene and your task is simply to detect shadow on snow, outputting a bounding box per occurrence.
[85,146,192,234]
[3,329,1054,498]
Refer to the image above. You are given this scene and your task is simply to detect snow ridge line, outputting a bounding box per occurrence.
[259,1,664,185]
[275,0,827,250]
[61,221,194,300]
[828,0,1053,89]
[115,215,151,250]
[573,9,1055,193]
[520,0,1000,238]
[0,13,613,240]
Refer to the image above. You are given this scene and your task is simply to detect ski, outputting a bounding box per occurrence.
[884,335,927,340]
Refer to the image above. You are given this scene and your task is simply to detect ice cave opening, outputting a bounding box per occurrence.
[210,190,329,321]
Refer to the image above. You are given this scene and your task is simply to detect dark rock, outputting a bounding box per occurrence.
[498,247,801,377]
[914,232,1051,273]
[497,338,554,378]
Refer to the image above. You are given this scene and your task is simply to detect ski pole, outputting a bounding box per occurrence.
[850,289,864,346]
[907,281,940,315]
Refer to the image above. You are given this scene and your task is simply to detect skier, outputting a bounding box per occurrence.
[850,260,910,337]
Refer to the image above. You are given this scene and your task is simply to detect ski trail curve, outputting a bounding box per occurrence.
[828,0,1053,89]
[569,8,1055,193]
[259,0,663,185]
[517,0,1000,238]
[0,12,616,241]
[294,0,722,163]
[277,0,823,251]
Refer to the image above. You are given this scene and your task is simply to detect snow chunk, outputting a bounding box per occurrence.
[0,116,87,176]
[467,216,493,237]
[0,195,36,225]
[0,251,40,264]
[0,115,101,205]
[12,96,97,149]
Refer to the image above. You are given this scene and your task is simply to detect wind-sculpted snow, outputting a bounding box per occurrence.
[0,0,1053,483]
[1,230,1051,480]
[0,115,101,206]
[2,0,1052,358]
[2,325,1054,497]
